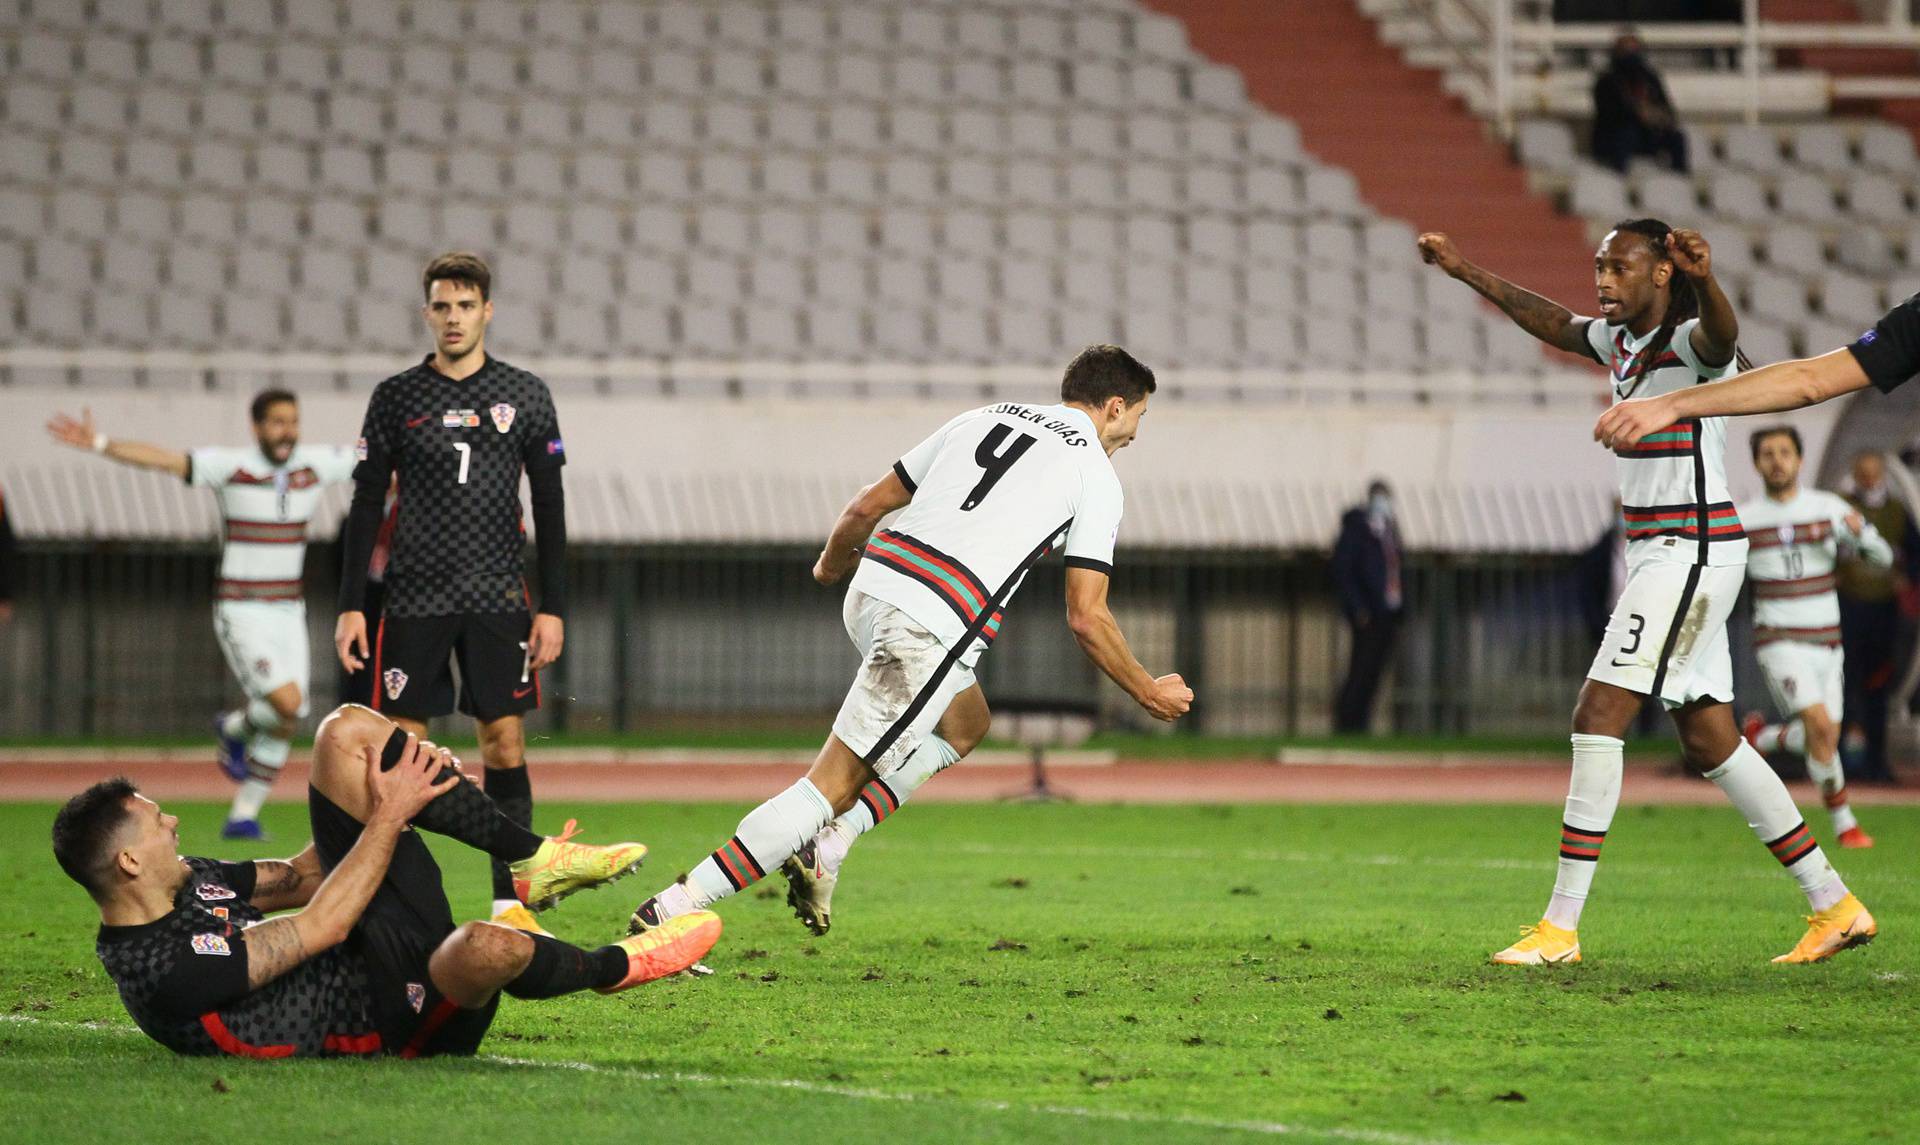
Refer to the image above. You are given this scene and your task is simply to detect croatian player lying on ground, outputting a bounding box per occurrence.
[52,705,719,1057]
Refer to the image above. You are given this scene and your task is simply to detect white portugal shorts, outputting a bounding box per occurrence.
[1586,557,1744,710]
[213,600,311,715]
[831,589,977,778]
[1755,640,1845,721]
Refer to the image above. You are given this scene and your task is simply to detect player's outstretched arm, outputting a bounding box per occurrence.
[239,737,455,990]
[1064,566,1192,722]
[1594,349,1872,450]
[45,407,188,478]
[1667,229,1738,367]
[248,842,326,914]
[813,468,913,585]
[1416,232,1593,356]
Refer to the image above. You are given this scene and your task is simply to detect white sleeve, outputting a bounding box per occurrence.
[892,408,983,493]
[187,447,242,488]
[1062,467,1124,575]
[1671,318,1739,380]
[311,446,359,484]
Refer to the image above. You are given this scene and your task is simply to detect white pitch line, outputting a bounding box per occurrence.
[0,1014,1476,1145]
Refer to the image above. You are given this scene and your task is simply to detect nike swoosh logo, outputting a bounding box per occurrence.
[513,686,534,699]
[406,415,433,428]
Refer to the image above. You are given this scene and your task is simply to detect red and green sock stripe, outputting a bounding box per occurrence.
[709,835,766,891]
[1559,822,1606,862]
[858,779,900,825]
[1765,821,1819,867]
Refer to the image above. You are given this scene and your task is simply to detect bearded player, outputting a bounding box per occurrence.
[1738,426,1888,849]
[47,392,354,840]
[54,704,717,1058]
[1420,221,1873,965]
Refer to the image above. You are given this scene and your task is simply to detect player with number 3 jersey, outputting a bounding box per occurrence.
[627,346,1193,942]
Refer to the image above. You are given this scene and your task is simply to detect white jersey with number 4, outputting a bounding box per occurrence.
[188,444,357,602]
[850,403,1123,661]
[1739,488,1892,647]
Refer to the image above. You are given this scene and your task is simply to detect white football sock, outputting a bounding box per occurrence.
[812,735,961,878]
[1782,720,1807,756]
[1704,741,1847,911]
[219,709,249,741]
[1805,753,1858,834]
[1751,721,1785,754]
[675,779,835,910]
[226,733,290,823]
[1544,733,1624,930]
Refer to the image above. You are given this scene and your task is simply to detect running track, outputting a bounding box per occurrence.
[3,749,1916,806]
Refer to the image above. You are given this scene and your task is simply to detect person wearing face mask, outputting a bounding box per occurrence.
[1836,451,1920,783]
[1591,32,1689,174]
[1331,480,1405,734]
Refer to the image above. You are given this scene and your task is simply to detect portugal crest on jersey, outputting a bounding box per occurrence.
[490,403,516,434]
[383,667,408,699]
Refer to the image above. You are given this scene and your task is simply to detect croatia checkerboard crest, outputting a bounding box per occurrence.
[490,402,516,434]
[383,667,408,699]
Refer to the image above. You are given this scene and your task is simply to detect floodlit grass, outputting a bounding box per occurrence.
[3,799,1914,1143]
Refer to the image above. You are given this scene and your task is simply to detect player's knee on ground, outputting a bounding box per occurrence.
[430,921,532,1008]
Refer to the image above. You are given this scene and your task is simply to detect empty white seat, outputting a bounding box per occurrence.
[529,47,585,96]
[353,295,416,352]
[1366,269,1423,318]
[1302,267,1361,316]
[550,304,610,355]
[1304,220,1360,266]
[1245,265,1300,309]
[34,236,92,287]
[1716,124,1780,172]
[1735,323,1790,366]
[1745,271,1808,325]
[1243,309,1302,366]
[1186,263,1236,309]
[997,306,1056,360]
[1185,164,1238,211]
[299,248,357,296]
[1860,123,1917,172]
[898,8,950,53]
[873,307,931,361]
[935,307,993,361]
[1774,171,1838,222]
[1421,316,1479,364]
[1789,124,1851,174]
[1835,229,1896,277]
[1705,170,1768,221]
[101,240,161,289]
[1302,167,1362,216]
[1071,61,1124,107]
[1848,175,1908,225]
[807,304,865,359]
[746,254,805,301]
[212,38,269,85]
[309,199,368,245]
[1189,217,1241,263]
[1515,119,1577,171]
[1634,170,1697,219]
[51,188,108,240]
[1303,317,1363,368]
[1121,164,1178,210]
[178,194,239,243]
[1246,220,1300,265]
[1818,272,1880,320]
[695,207,754,254]
[72,87,130,134]
[157,290,218,347]
[59,136,118,185]
[235,246,295,293]
[113,192,170,241]
[1762,226,1824,269]
[1186,116,1239,163]
[816,209,869,254]
[686,253,741,303]
[25,287,86,342]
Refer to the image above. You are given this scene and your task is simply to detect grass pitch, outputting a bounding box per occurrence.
[2,798,1915,1144]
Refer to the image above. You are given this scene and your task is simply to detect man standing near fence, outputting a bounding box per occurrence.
[1330,479,1404,734]
[334,252,570,937]
[45,393,356,839]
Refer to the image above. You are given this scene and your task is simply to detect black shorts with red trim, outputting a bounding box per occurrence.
[309,787,497,1057]
[372,610,539,722]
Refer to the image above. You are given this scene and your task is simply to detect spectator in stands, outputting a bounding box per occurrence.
[1591,32,1690,174]
[1331,479,1404,734]
[0,485,16,625]
[1837,451,1920,783]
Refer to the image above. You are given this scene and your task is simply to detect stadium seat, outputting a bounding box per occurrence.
[1737,321,1792,366]
[1848,174,1909,226]
[1835,228,1896,277]
[1633,170,1697,219]
[1762,226,1825,270]
[1774,172,1839,222]
[1570,165,1629,220]
[1704,170,1768,222]
[1788,124,1852,174]
[1745,270,1808,325]
[1715,123,1780,171]
[1818,272,1880,320]
[1514,120,1577,171]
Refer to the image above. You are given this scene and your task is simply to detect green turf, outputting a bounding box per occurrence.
[4,799,1914,1144]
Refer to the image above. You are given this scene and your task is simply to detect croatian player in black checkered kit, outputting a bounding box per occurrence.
[335,253,569,935]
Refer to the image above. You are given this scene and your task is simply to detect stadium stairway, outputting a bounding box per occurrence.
[1767,0,1920,139]
[1141,0,1597,323]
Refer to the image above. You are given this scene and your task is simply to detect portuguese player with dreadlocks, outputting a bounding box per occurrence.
[1417,221,1875,966]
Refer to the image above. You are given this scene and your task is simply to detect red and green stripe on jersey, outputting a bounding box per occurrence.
[1613,420,1695,459]
[224,519,307,545]
[1746,520,1833,549]
[1622,501,1744,544]
[1610,330,1683,384]
[1751,574,1836,600]
[1754,624,1841,648]
[863,529,1005,645]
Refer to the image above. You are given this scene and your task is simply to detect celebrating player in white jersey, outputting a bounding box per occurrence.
[47,392,356,839]
[1421,220,1873,965]
[1738,426,1889,849]
[627,346,1193,941]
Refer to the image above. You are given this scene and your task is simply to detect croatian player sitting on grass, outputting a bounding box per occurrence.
[52,705,718,1058]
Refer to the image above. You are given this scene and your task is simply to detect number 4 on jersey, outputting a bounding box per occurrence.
[961,425,1037,511]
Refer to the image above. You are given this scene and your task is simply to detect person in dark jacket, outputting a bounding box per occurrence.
[1592,32,1689,173]
[0,485,17,625]
[1331,480,1405,733]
